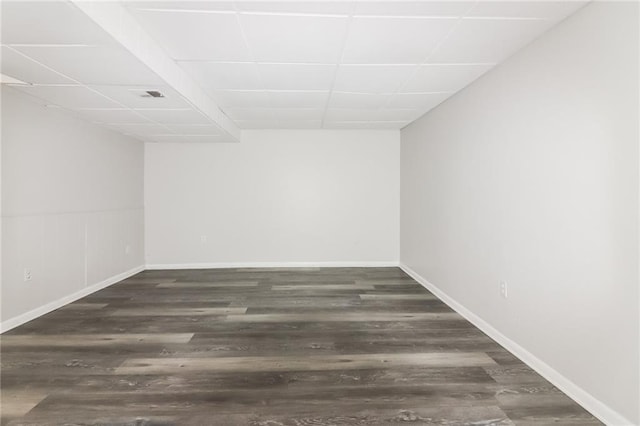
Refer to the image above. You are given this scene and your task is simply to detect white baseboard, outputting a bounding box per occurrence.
[399,262,635,426]
[0,265,144,334]
[145,261,400,270]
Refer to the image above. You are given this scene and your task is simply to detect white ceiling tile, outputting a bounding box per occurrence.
[328,92,391,109]
[240,13,349,63]
[179,62,262,90]
[1,46,75,85]
[90,86,192,109]
[401,64,494,93]
[127,9,249,61]
[225,107,277,121]
[354,1,474,17]
[278,120,323,129]
[386,92,452,109]
[235,120,279,129]
[101,125,147,141]
[212,90,271,108]
[0,1,113,45]
[14,46,165,86]
[268,91,329,108]
[147,134,188,143]
[236,2,352,15]
[333,65,416,93]
[274,108,324,121]
[75,109,153,124]
[183,135,231,143]
[429,18,557,63]
[168,124,221,135]
[126,2,235,12]
[325,107,419,122]
[136,108,211,124]
[13,85,121,109]
[377,108,423,122]
[259,63,335,91]
[107,123,172,136]
[324,109,380,122]
[366,121,409,129]
[468,1,586,19]
[323,121,372,129]
[217,134,239,143]
[342,17,457,64]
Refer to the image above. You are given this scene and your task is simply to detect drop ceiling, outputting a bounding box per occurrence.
[1,1,586,142]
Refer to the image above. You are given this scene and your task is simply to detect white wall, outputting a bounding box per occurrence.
[145,130,399,267]
[1,87,145,330]
[401,2,639,424]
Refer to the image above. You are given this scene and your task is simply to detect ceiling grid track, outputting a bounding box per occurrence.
[233,4,277,129]
[380,1,480,121]
[319,2,357,129]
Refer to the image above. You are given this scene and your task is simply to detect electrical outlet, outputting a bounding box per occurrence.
[200,235,207,244]
[500,281,508,299]
[125,245,131,255]
[23,268,32,282]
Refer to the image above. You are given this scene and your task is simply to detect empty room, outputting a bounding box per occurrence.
[1,0,638,424]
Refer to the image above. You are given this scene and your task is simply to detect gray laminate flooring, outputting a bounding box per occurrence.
[0,267,601,425]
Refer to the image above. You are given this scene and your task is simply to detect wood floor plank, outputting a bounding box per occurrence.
[8,393,509,425]
[359,293,437,300]
[229,296,361,308]
[224,312,461,322]
[0,333,194,347]
[57,303,109,310]
[157,281,259,288]
[271,284,375,291]
[110,307,247,317]
[244,298,453,313]
[501,405,603,425]
[177,406,515,426]
[1,367,495,394]
[117,278,177,284]
[115,352,498,374]
[148,340,505,358]
[15,384,501,423]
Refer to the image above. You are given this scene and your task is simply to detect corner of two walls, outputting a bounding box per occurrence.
[399,2,639,425]
[0,86,145,332]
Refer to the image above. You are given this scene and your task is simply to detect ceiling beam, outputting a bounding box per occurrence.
[69,0,240,142]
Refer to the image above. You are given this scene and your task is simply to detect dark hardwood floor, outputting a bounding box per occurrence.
[1,267,600,425]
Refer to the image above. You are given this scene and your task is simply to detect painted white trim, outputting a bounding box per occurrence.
[146,261,400,270]
[399,262,635,426]
[0,265,144,334]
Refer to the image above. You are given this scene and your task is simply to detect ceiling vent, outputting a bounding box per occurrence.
[142,90,164,98]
